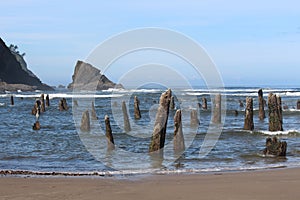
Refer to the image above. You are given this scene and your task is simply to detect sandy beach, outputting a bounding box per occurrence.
[0,168,300,200]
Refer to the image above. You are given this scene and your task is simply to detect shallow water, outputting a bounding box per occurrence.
[0,87,300,175]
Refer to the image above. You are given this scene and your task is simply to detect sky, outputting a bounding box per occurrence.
[1,0,300,87]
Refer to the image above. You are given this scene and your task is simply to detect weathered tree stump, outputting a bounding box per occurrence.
[239,100,244,108]
[268,93,283,131]
[91,102,98,120]
[33,121,40,130]
[174,109,185,153]
[31,100,41,115]
[10,95,14,106]
[80,110,90,131]
[202,97,207,110]
[263,136,287,157]
[244,97,254,130]
[190,109,200,127]
[297,100,300,110]
[149,89,172,153]
[212,94,221,124]
[170,96,175,110]
[73,100,78,107]
[258,89,266,120]
[40,94,46,112]
[134,96,141,119]
[59,98,68,111]
[122,101,131,132]
[105,115,115,150]
[46,94,50,107]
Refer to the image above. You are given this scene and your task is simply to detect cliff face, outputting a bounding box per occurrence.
[0,38,53,91]
[68,60,123,90]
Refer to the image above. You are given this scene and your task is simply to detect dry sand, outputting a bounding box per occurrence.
[1,168,300,200]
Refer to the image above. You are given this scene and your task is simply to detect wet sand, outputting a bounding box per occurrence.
[1,168,300,200]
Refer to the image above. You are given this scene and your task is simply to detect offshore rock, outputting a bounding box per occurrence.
[68,60,123,91]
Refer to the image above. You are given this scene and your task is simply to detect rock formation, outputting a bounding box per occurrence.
[149,89,172,153]
[263,137,287,157]
[68,60,123,91]
[0,38,53,91]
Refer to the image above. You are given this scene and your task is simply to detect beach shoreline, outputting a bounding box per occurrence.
[1,167,300,200]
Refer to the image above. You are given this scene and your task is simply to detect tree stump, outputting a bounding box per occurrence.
[10,95,14,106]
[190,109,200,127]
[244,97,254,130]
[33,121,40,130]
[170,96,175,110]
[174,109,185,153]
[297,100,300,110]
[80,110,90,132]
[263,137,287,157]
[202,97,207,110]
[134,96,141,119]
[46,94,50,107]
[31,100,41,115]
[91,102,98,120]
[73,100,78,107]
[212,94,221,124]
[268,93,283,131]
[105,115,115,150]
[40,94,45,112]
[59,98,68,111]
[149,89,172,153]
[122,101,131,132]
[258,89,266,120]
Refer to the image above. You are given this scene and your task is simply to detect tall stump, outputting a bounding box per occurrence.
[105,115,115,150]
[80,110,90,131]
[40,94,45,112]
[244,97,254,130]
[91,101,98,120]
[174,109,185,153]
[149,89,172,153]
[134,96,141,119]
[46,94,50,107]
[212,94,221,124]
[258,89,265,120]
[202,97,207,110]
[263,137,287,157]
[170,96,175,110]
[297,100,300,110]
[122,101,131,132]
[190,109,200,127]
[10,95,14,106]
[268,93,283,131]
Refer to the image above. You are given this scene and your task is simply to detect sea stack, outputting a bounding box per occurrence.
[263,137,287,157]
[134,96,141,119]
[149,89,172,153]
[268,93,283,131]
[244,97,254,131]
[212,94,221,124]
[258,89,266,120]
[173,109,185,153]
[80,110,90,132]
[122,101,131,132]
[105,115,115,150]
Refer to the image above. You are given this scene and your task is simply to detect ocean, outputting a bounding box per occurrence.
[1,87,300,176]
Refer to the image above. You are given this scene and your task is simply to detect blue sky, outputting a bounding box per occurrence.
[1,0,300,87]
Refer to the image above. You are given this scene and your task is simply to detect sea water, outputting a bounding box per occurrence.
[0,87,300,176]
